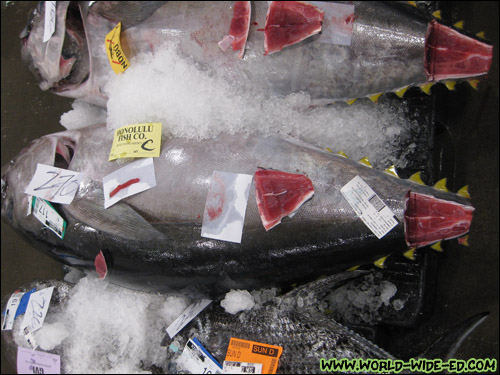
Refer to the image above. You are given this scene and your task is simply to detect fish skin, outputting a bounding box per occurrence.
[0,124,474,294]
[20,2,493,106]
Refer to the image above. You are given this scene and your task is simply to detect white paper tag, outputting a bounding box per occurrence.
[341,176,398,239]
[223,361,263,374]
[17,347,61,374]
[201,171,253,244]
[103,157,156,209]
[178,338,222,374]
[25,164,81,204]
[2,291,25,331]
[27,195,33,216]
[312,2,355,46]
[21,287,54,333]
[32,197,67,239]
[166,299,212,339]
[43,1,57,43]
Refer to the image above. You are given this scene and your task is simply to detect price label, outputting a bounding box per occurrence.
[341,176,398,239]
[178,338,222,374]
[32,197,67,239]
[25,164,81,204]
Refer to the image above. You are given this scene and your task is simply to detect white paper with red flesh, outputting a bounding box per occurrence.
[404,191,474,248]
[264,1,324,55]
[218,1,251,59]
[255,169,314,231]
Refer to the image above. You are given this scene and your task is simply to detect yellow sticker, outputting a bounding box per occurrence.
[108,123,162,161]
[105,22,130,74]
[225,337,283,374]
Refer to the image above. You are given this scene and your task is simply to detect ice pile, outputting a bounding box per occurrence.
[326,272,404,324]
[61,43,419,168]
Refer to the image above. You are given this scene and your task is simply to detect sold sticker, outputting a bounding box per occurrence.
[105,22,130,74]
[225,338,282,374]
[108,123,162,160]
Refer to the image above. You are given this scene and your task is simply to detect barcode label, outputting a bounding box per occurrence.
[223,361,263,374]
[341,176,398,239]
[368,194,385,212]
[232,340,251,349]
[269,358,277,374]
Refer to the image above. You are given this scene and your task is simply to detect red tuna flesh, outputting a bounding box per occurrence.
[264,1,324,55]
[218,1,251,59]
[255,169,314,231]
[95,250,108,279]
[404,191,474,248]
[425,20,493,81]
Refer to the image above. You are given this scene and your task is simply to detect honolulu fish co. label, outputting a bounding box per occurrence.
[109,123,162,160]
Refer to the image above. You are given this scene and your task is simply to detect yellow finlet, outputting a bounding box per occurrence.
[476,31,486,39]
[409,171,425,185]
[458,235,470,247]
[431,241,443,252]
[420,82,433,95]
[345,98,357,105]
[434,178,449,192]
[395,86,409,98]
[457,185,470,199]
[337,151,348,158]
[468,79,480,90]
[374,255,389,269]
[432,10,442,19]
[407,1,417,7]
[369,93,383,103]
[445,81,457,91]
[384,165,399,178]
[325,147,333,153]
[453,21,464,29]
[347,265,360,271]
[359,157,373,168]
[403,248,416,261]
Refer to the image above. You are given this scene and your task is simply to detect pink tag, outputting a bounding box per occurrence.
[17,347,61,374]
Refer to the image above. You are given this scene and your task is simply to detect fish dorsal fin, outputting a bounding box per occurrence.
[64,183,165,241]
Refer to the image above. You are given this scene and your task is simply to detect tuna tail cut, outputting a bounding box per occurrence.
[425,20,493,82]
[404,191,474,248]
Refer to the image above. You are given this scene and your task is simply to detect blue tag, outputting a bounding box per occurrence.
[14,288,36,318]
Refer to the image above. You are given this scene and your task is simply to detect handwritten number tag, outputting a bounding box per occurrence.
[25,164,81,204]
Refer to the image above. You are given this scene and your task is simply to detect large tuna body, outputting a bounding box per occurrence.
[21,1,493,106]
[1,125,473,293]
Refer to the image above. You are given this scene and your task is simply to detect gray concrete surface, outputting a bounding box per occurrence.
[1,1,498,374]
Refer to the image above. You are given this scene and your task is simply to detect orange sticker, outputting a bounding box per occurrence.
[225,337,283,374]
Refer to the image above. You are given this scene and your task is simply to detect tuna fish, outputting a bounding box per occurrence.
[20,1,493,106]
[1,124,474,293]
[1,275,489,374]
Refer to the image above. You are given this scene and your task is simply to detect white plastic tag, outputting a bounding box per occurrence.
[103,157,156,209]
[166,299,212,339]
[25,164,81,204]
[17,347,61,374]
[43,2,56,43]
[2,291,24,331]
[341,176,398,239]
[178,338,222,374]
[201,171,253,243]
[32,197,67,239]
[223,361,263,374]
[312,2,355,46]
[21,325,38,349]
[21,287,54,334]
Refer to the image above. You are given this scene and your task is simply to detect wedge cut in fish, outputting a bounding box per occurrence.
[20,2,494,106]
[255,168,314,231]
[263,1,324,55]
[218,1,251,59]
[1,124,474,293]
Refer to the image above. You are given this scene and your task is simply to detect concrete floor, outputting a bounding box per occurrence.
[1,1,498,374]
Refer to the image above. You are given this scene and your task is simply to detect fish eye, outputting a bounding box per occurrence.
[54,140,75,169]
